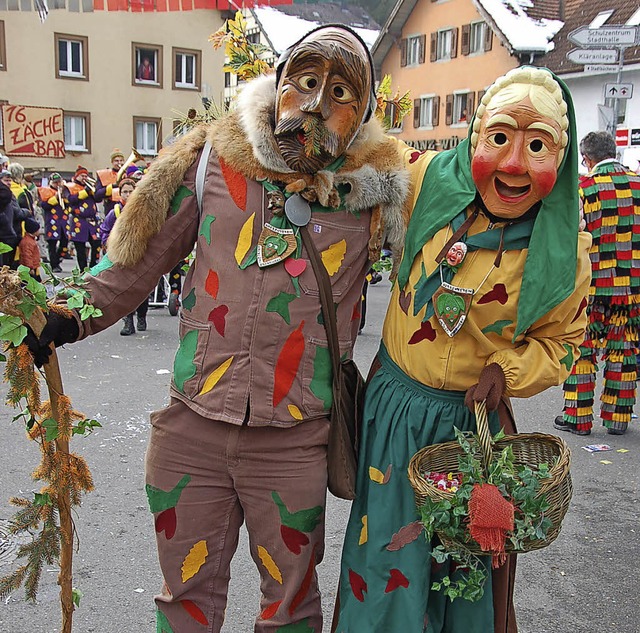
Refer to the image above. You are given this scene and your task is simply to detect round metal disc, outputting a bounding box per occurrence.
[284,194,312,227]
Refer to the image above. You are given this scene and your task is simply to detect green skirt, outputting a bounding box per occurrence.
[336,344,500,633]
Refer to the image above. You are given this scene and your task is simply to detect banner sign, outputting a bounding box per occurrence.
[1,104,66,158]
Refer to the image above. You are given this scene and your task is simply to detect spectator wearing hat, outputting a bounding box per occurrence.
[19,217,43,280]
[39,172,70,272]
[125,164,144,182]
[64,166,102,271]
[0,154,8,171]
[95,149,125,215]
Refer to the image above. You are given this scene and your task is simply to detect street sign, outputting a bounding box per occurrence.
[585,64,619,73]
[631,129,640,146]
[616,128,629,147]
[567,48,618,64]
[568,25,638,48]
[604,82,634,99]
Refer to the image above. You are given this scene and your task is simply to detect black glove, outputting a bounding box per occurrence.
[464,363,506,412]
[23,312,80,367]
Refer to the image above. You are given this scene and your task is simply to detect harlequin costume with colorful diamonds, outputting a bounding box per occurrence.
[335,67,591,633]
[46,26,410,633]
[560,159,640,435]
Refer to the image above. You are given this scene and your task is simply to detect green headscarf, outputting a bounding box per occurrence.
[397,68,579,341]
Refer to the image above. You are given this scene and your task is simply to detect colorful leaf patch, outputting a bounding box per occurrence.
[272,491,322,533]
[235,213,255,265]
[173,330,199,392]
[199,356,234,396]
[288,404,303,421]
[219,157,247,211]
[267,292,297,325]
[384,568,409,593]
[89,253,114,276]
[281,525,309,555]
[157,609,175,633]
[408,321,437,345]
[169,185,194,216]
[368,464,392,484]
[386,521,424,551]
[289,543,317,616]
[154,507,178,540]
[310,345,332,410]
[481,319,513,336]
[359,515,367,545]
[348,569,367,602]
[275,619,314,633]
[560,344,574,371]
[180,600,209,626]
[181,540,208,583]
[261,600,283,620]
[205,270,219,299]
[273,321,305,407]
[257,545,283,584]
[320,239,346,276]
[398,288,412,315]
[199,214,216,245]
[208,305,229,336]
[181,288,196,311]
[477,283,508,305]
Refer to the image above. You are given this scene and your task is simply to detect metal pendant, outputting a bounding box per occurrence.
[432,282,474,337]
[284,193,312,227]
[257,223,297,267]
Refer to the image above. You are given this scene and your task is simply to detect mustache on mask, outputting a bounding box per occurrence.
[274,116,341,157]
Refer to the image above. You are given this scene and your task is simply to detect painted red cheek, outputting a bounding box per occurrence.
[534,169,557,198]
[471,155,495,185]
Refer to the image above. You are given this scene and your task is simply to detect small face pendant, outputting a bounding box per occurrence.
[257,223,297,267]
[445,241,468,268]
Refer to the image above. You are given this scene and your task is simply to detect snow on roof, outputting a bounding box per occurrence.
[475,0,563,53]
[253,5,379,55]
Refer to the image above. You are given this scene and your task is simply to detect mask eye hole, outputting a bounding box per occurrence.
[298,75,318,90]
[493,132,508,145]
[332,84,354,103]
[530,139,544,153]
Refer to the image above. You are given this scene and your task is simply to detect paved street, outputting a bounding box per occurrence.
[1,269,638,633]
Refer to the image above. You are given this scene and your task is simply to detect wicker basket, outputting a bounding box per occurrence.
[407,401,573,554]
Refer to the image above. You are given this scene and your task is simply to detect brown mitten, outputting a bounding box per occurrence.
[464,363,506,412]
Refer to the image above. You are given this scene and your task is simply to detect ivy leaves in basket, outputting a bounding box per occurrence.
[419,427,553,602]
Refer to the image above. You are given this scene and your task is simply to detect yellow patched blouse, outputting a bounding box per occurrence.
[382,144,592,399]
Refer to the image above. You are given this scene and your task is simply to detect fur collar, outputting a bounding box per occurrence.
[108,73,410,268]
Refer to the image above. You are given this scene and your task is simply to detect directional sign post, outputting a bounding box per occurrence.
[567,24,639,135]
[604,83,634,99]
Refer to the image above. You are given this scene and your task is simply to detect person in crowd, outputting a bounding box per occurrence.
[0,168,29,269]
[334,66,591,633]
[99,179,148,335]
[24,172,50,264]
[64,166,102,271]
[19,216,43,280]
[39,172,70,273]
[95,149,125,215]
[0,153,8,171]
[556,131,640,436]
[137,56,154,81]
[0,169,19,267]
[8,163,35,216]
[25,25,409,633]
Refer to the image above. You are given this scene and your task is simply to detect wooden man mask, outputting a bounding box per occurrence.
[469,68,569,220]
[274,26,374,173]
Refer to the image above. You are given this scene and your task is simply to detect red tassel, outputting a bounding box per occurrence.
[468,483,514,568]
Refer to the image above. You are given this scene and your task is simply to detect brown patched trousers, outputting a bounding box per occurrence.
[146,399,330,633]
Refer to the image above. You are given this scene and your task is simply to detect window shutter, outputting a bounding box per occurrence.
[461,24,470,56]
[451,28,458,59]
[477,89,486,107]
[445,94,454,126]
[467,91,475,118]
[400,38,408,67]
[430,32,437,62]
[484,25,493,51]
[419,34,427,64]
[414,99,421,128]
[432,96,440,127]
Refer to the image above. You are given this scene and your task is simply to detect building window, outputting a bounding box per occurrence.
[224,72,232,88]
[0,21,6,72]
[55,33,89,80]
[133,43,162,87]
[173,47,201,90]
[247,30,260,45]
[0,101,6,145]
[387,102,403,132]
[431,28,458,62]
[413,96,440,129]
[134,117,161,156]
[63,112,90,152]
[447,92,475,125]
[469,22,486,54]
